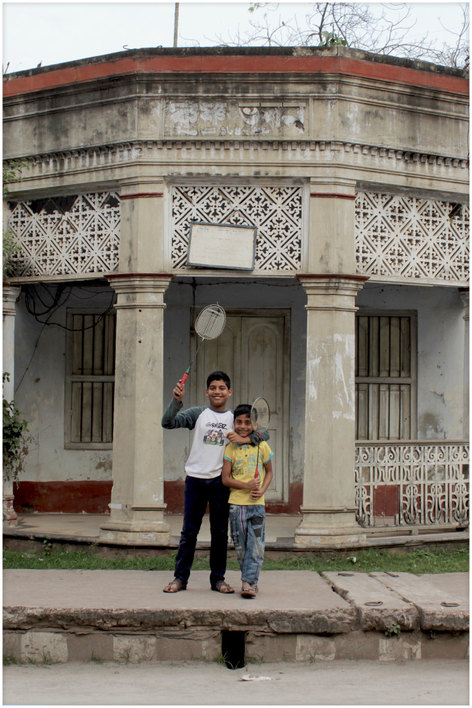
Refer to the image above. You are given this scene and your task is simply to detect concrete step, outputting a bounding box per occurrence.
[3,570,468,665]
[4,513,469,554]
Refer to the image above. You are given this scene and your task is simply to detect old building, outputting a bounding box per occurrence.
[3,47,469,545]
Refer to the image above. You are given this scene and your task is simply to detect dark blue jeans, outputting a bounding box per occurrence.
[174,475,230,589]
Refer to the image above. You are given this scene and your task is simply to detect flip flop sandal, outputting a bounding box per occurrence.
[163,579,186,593]
[212,580,235,594]
[241,583,258,598]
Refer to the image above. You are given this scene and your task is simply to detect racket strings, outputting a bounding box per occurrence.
[195,304,226,340]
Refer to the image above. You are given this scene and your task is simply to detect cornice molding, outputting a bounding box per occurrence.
[3,139,468,193]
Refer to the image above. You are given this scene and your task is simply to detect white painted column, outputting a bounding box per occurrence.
[99,180,173,544]
[100,274,172,544]
[294,275,367,547]
[3,285,21,525]
[2,286,20,397]
[295,177,367,546]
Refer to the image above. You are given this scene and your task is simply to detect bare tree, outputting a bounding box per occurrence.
[214,2,469,69]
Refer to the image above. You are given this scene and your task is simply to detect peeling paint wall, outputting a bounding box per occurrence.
[14,285,114,483]
[356,283,467,440]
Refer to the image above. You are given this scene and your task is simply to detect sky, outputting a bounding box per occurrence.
[2,1,468,74]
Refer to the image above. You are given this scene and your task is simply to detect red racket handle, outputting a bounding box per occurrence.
[180,372,189,384]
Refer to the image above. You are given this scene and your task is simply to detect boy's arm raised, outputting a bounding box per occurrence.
[161,380,203,430]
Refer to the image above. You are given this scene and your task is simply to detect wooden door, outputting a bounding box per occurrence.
[191,310,289,501]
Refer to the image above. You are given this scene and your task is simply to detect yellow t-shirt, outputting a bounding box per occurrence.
[224,441,273,506]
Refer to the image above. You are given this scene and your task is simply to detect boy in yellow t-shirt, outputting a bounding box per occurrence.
[222,404,273,598]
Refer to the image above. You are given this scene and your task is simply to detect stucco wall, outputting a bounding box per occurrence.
[357,283,468,440]
[4,49,468,162]
[14,285,114,484]
[15,278,466,491]
[13,278,308,489]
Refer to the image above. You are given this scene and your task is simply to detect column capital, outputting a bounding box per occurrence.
[118,176,165,199]
[309,180,357,201]
[297,273,368,284]
[297,274,368,312]
[107,273,173,308]
[2,285,21,317]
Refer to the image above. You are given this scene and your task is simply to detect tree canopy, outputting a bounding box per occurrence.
[214,2,469,70]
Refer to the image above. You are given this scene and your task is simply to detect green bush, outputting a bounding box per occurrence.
[3,373,30,482]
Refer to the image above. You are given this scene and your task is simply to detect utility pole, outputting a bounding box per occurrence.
[173,3,179,48]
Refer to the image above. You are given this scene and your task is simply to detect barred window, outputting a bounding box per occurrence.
[65,311,116,448]
[356,312,417,441]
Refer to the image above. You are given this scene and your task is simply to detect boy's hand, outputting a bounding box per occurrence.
[227,432,250,445]
[173,380,185,402]
[250,487,264,498]
[246,479,259,490]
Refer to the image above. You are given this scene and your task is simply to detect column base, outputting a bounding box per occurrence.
[3,494,18,527]
[99,519,170,546]
[294,509,367,548]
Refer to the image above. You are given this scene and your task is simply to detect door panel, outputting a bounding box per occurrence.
[191,311,289,501]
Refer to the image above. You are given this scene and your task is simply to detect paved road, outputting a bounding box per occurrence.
[3,659,468,705]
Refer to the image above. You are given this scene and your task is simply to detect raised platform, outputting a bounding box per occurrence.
[4,513,469,554]
[3,569,468,664]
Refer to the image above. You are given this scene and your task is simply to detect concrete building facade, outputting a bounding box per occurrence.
[3,47,469,545]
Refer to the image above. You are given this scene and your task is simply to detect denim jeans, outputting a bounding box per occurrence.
[229,504,266,586]
[174,475,230,589]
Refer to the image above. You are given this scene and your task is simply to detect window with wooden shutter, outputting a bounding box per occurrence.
[65,311,116,448]
[356,312,417,440]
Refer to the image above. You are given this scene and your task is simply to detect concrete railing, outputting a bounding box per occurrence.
[355,441,469,528]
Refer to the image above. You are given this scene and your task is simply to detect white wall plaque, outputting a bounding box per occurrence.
[187,221,256,270]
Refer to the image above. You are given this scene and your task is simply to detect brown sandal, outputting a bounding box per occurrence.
[212,580,234,594]
[163,579,186,593]
[241,582,258,598]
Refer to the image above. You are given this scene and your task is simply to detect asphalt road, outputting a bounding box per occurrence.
[3,659,468,705]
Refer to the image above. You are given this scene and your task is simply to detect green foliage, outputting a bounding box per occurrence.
[3,654,19,665]
[3,373,30,482]
[319,31,348,46]
[3,231,21,278]
[384,621,401,637]
[3,160,26,196]
[3,546,468,573]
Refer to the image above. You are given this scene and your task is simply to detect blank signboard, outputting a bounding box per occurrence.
[187,222,257,270]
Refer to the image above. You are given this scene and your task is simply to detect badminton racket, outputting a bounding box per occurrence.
[180,303,226,384]
[250,397,270,481]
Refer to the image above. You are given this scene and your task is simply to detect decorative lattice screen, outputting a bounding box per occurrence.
[355,192,469,284]
[355,442,469,527]
[7,193,120,276]
[171,185,303,271]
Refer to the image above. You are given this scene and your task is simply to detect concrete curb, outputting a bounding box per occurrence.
[3,570,468,664]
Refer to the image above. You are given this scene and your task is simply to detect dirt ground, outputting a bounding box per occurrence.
[3,658,468,705]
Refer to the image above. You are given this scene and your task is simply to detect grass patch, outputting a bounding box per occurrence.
[3,546,468,574]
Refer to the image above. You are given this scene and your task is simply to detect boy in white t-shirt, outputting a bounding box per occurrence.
[222,404,273,598]
[162,371,268,594]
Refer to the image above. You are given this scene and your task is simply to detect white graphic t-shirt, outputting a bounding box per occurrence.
[185,407,234,479]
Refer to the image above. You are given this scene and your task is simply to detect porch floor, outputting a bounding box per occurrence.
[3,512,469,553]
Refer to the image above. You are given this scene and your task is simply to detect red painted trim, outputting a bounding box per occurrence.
[120,193,164,200]
[13,481,112,514]
[107,273,173,279]
[12,478,399,519]
[4,55,468,98]
[373,484,400,517]
[164,480,303,514]
[310,192,356,200]
[297,273,369,282]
